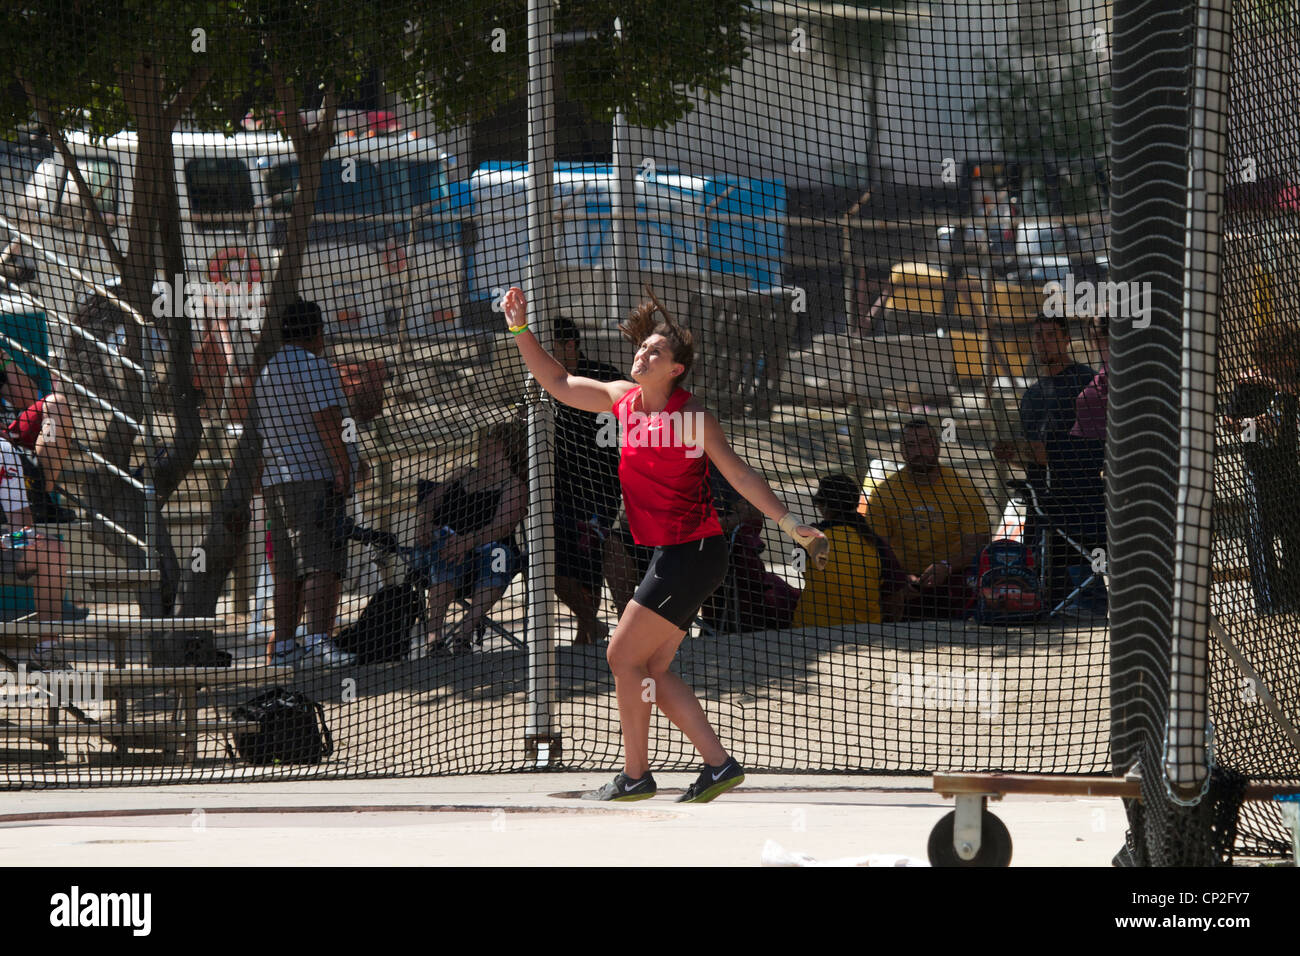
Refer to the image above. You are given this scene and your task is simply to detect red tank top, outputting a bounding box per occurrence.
[615,386,723,546]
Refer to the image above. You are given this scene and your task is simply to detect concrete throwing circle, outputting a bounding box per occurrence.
[0,804,685,828]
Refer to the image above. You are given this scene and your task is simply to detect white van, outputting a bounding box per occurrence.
[15,114,462,340]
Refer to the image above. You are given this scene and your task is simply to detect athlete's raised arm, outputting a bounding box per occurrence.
[503,287,635,413]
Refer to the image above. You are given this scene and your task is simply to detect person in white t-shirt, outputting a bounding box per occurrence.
[252,298,359,668]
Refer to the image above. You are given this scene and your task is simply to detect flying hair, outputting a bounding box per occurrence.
[619,284,696,388]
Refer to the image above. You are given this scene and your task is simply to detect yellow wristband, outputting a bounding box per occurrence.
[508,324,529,335]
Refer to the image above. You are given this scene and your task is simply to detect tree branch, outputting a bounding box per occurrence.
[162,63,213,127]
[16,71,128,276]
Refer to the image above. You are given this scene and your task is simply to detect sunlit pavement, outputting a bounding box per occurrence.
[0,774,1126,866]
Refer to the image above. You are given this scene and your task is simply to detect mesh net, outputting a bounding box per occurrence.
[1205,0,1300,860]
[0,0,1290,864]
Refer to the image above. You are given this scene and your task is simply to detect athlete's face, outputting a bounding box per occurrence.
[631,333,684,385]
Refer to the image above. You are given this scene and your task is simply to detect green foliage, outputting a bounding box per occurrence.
[969,44,1111,167]
[556,0,757,128]
[1,0,753,140]
[0,1,220,139]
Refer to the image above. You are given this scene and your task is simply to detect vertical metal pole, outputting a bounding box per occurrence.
[1166,0,1231,802]
[843,193,871,486]
[1108,0,1194,787]
[610,18,636,324]
[139,314,158,576]
[524,0,559,761]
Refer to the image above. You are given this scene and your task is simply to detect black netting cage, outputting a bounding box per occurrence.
[0,0,1293,865]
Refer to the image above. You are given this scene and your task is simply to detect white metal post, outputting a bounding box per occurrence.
[524,0,559,762]
[1165,0,1231,802]
[610,18,636,324]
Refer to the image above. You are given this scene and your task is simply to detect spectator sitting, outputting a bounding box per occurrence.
[1223,321,1300,614]
[0,433,78,666]
[414,420,527,654]
[993,311,1101,604]
[602,508,652,619]
[699,470,800,633]
[0,342,76,521]
[867,419,992,620]
[551,316,625,645]
[793,473,906,627]
[255,297,359,668]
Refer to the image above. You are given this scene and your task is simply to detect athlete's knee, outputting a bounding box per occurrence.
[645,652,675,678]
[605,638,645,676]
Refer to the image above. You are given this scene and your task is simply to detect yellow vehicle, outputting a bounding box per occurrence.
[883,259,1037,382]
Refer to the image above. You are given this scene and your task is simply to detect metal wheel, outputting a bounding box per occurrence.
[927,809,1013,866]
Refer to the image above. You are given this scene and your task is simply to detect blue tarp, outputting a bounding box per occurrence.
[464,162,785,301]
[0,297,52,395]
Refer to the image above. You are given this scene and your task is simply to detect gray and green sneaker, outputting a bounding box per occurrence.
[582,771,657,801]
[676,758,745,803]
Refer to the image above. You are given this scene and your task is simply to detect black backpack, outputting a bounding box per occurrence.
[333,580,423,664]
[230,688,333,765]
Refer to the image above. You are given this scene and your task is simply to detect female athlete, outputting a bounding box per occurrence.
[503,285,827,802]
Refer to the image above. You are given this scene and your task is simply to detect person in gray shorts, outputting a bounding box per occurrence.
[253,298,359,667]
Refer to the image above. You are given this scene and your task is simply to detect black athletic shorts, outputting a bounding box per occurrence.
[632,534,729,630]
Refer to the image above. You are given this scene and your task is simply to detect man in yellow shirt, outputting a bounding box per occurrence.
[867,419,992,619]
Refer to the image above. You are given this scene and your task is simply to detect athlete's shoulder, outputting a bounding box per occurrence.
[613,383,640,412]
[874,467,908,495]
[678,390,715,417]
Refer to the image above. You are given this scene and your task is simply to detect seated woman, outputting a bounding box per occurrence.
[698,471,799,633]
[792,474,906,627]
[0,433,78,665]
[413,421,527,653]
[0,344,74,518]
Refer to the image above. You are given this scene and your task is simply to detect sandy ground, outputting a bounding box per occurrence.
[0,614,1111,786]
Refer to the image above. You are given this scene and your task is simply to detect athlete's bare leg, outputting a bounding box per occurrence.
[606,600,727,778]
[645,629,727,766]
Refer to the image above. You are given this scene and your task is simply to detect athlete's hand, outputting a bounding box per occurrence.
[794,525,830,570]
[502,287,527,331]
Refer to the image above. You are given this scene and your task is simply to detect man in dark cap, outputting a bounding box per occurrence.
[994,311,1100,606]
[551,316,626,644]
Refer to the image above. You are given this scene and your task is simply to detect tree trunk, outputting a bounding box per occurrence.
[176,89,337,617]
[54,55,210,616]
[80,55,162,608]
